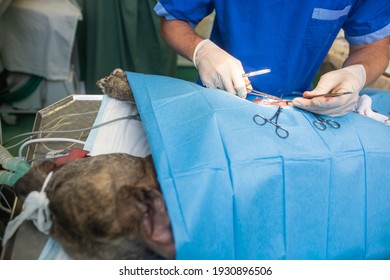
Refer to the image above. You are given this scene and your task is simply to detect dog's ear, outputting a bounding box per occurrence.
[14,160,56,200]
[116,187,175,259]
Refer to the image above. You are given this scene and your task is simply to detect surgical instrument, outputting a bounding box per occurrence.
[247,89,283,101]
[305,91,354,99]
[242,68,271,78]
[312,113,340,130]
[242,68,281,101]
[253,106,289,138]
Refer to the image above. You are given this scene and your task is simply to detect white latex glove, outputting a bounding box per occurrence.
[193,39,249,98]
[292,64,366,117]
[355,94,390,125]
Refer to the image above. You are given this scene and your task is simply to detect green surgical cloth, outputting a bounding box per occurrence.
[76,0,177,93]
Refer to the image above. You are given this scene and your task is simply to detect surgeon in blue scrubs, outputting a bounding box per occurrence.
[154,1,390,116]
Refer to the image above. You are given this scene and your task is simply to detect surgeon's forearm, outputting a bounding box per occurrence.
[160,18,204,62]
[343,37,390,86]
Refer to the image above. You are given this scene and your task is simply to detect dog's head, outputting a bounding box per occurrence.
[14,153,175,259]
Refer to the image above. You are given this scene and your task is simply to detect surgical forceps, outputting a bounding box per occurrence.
[253,106,289,138]
[242,68,281,101]
[247,89,283,101]
[312,113,340,130]
[305,91,354,99]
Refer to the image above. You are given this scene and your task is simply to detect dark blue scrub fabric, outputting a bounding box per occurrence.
[155,0,390,97]
[127,71,390,260]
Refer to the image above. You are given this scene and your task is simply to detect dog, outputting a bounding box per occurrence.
[14,69,175,260]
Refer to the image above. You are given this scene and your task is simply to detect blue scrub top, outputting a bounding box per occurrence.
[155,0,390,98]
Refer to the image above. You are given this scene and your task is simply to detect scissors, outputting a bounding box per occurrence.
[312,113,340,130]
[253,106,289,138]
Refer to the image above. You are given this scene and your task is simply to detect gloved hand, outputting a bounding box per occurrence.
[193,39,249,98]
[292,64,366,117]
[355,94,390,125]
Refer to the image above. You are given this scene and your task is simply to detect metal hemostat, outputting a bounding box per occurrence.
[253,106,289,138]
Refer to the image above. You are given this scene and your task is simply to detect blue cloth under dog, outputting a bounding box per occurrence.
[127,71,390,260]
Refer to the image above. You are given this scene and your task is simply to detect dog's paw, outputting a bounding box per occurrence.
[96,69,135,102]
[96,77,109,94]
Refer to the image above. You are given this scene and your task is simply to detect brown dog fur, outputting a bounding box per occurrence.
[14,70,175,259]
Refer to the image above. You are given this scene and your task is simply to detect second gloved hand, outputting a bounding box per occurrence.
[292,64,366,117]
[193,39,248,98]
